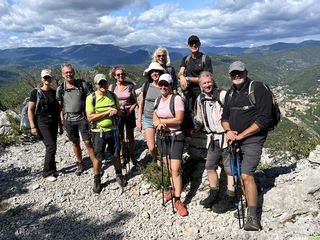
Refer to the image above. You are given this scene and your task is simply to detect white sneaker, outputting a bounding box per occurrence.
[45,175,57,182]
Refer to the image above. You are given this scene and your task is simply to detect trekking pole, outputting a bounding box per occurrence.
[235,143,245,228]
[122,124,129,181]
[112,115,124,194]
[229,141,244,229]
[165,135,175,214]
[159,127,165,207]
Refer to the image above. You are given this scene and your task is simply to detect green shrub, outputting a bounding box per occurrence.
[141,163,170,190]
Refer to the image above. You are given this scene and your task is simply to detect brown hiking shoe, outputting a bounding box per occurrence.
[75,162,83,176]
[174,200,188,217]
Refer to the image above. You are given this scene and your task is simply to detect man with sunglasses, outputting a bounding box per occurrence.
[86,74,127,193]
[222,61,273,231]
[57,63,97,178]
[178,35,213,181]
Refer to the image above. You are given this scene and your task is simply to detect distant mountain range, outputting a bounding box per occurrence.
[1,40,320,93]
[1,40,320,68]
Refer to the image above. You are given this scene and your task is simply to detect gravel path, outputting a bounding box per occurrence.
[0,134,319,240]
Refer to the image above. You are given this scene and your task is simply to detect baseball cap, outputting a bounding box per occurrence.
[229,61,246,74]
[94,74,108,84]
[41,69,52,78]
[188,35,200,45]
[158,73,173,85]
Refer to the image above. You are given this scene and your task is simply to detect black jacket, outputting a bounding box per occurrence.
[222,77,273,135]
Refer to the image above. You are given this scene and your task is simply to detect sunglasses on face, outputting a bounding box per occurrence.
[158,82,169,88]
[98,80,108,85]
[189,41,199,46]
[230,71,245,77]
[116,73,125,77]
[157,54,166,58]
[43,76,52,80]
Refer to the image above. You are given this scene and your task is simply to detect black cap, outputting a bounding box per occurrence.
[188,35,200,45]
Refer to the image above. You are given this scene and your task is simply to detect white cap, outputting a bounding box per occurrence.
[158,73,173,85]
[94,74,108,84]
[41,69,52,78]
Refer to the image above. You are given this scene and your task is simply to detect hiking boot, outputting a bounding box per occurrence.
[211,194,236,213]
[164,189,174,203]
[75,162,83,176]
[44,175,57,182]
[244,215,262,231]
[93,175,101,194]
[174,200,188,217]
[200,188,219,208]
[116,173,127,187]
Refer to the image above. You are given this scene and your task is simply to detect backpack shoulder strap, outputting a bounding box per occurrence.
[169,94,177,117]
[201,54,206,68]
[91,92,96,110]
[142,81,150,99]
[108,90,119,109]
[111,83,116,93]
[248,80,256,105]
[153,96,162,111]
[185,55,191,66]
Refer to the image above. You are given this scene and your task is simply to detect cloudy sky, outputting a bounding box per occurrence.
[0,0,319,50]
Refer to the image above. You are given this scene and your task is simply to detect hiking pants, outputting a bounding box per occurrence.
[37,115,58,177]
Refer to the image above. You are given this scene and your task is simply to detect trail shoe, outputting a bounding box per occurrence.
[244,215,262,231]
[200,188,219,208]
[93,175,102,194]
[75,162,83,176]
[116,174,127,187]
[211,194,236,213]
[44,175,57,182]
[164,189,175,203]
[174,200,188,217]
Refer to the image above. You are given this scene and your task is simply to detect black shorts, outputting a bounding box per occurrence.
[64,119,91,142]
[118,111,136,130]
[156,132,184,161]
[92,131,116,161]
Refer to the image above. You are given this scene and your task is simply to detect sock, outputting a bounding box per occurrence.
[174,196,181,201]
[226,189,235,197]
[247,206,257,217]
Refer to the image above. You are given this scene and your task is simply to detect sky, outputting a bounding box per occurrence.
[0,0,319,50]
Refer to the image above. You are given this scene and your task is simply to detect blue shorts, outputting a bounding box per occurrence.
[143,116,153,129]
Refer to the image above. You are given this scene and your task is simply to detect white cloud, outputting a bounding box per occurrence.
[0,0,320,49]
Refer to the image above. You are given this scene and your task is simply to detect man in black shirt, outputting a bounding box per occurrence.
[222,61,273,231]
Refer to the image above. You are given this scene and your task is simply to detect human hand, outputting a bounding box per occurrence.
[31,127,38,136]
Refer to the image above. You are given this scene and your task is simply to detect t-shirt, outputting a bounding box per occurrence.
[113,84,135,110]
[30,88,59,118]
[86,91,119,132]
[143,83,161,118]
[180,52,213,90]
[154,94,184,133]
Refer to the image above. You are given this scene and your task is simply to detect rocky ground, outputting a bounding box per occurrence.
[0,131,319,240]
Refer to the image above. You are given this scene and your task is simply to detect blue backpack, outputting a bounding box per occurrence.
[20,89,43,130]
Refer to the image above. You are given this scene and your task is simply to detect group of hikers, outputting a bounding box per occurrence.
[27,35,276,231]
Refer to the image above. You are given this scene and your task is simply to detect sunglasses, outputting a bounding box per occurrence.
[230,71,245,77]
[43,76,52,80]
[157,54,166,58]
[116,73,125,77]
[158,82,169,88]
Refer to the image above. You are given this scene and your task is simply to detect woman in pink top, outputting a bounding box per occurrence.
[153,73,188,217]
[109,66,138,166]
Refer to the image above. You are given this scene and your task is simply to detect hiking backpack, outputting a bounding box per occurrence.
[185,54,207,68]
[228,80,281,130]
[20,89,43,130]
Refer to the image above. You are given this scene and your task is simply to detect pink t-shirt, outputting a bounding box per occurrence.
[113,84,133,110]
[155,94,184,132]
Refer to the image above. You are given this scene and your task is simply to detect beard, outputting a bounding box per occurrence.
[232,77,245,86]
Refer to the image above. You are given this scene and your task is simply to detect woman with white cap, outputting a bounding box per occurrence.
[153,73,188,217]
[137,62,165,163]
[28,69,61,182]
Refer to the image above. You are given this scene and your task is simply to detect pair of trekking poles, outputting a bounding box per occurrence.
[228,141,246,229]
[112,115,130,193]
[158,127,176,214]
